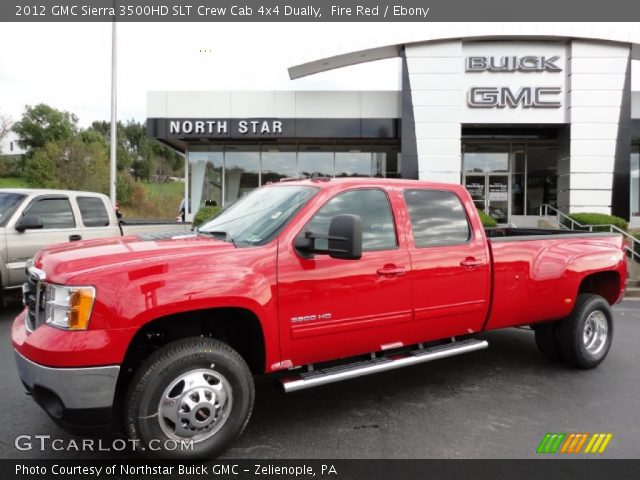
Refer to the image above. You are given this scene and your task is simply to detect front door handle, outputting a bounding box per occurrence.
[377,265,406,277]
[69,234,82,241]
[460,257,483,268]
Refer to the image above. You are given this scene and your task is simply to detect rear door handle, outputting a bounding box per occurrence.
[69,234,82,241]
[377,265,406,277]
[460,257,483,268]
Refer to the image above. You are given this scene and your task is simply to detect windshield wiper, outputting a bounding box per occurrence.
[199,231,236,246]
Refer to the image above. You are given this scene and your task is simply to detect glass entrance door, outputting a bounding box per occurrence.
[487,175,509,223]
[464,174,510,224]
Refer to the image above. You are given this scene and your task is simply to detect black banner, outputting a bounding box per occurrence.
[146,118,399,139]
[2,0,640,22]
[4,460,640,480]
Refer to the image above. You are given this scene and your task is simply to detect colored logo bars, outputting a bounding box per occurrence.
[537,433,613,454]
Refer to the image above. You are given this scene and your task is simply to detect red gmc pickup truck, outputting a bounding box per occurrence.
[12,178,626,458]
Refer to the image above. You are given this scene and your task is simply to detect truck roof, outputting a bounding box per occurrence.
[272,177,464,192]
[0,188,109,197]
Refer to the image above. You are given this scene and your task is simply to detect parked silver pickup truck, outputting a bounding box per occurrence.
[0,188,190,304]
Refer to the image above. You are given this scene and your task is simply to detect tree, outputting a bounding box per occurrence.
[25,138,109,193]
[13,104,78,155]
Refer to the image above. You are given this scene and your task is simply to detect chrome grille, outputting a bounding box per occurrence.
[22,262,46,332]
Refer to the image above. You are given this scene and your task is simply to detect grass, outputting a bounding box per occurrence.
[1,176,183,220]
[0,177,30,188]
[120,181,185,220]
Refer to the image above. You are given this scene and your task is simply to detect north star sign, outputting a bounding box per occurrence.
[169,119,283,135]
[465,55,563,109]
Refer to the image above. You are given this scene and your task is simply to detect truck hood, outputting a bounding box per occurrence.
[34,232,236,284]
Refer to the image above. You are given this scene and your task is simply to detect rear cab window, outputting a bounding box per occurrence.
[77,196,110,227]
[404,189,471,247]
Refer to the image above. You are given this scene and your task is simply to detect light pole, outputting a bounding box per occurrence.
[109,8,117,206]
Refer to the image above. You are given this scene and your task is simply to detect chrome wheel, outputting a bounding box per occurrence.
[583,310,608,356]
[158,368,233,443]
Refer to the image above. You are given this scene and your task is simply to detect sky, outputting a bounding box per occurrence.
[0,22,639,128]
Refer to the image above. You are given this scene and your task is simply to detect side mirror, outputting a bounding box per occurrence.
[295,214,362,260]
[327,214,362,260]
[15,215,44,233]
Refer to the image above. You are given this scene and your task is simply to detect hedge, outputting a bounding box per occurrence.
[478,210,498,228]
[566,213,628,232]
[192,206,222,228]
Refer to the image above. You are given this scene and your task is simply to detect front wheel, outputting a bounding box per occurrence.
[559,293,613,369]
[125,337,254,459]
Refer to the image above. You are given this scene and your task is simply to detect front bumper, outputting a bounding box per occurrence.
[14,349,120,428]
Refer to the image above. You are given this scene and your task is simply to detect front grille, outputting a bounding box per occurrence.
[22,264,46,332]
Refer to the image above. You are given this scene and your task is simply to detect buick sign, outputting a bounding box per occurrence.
[466,56,562,72]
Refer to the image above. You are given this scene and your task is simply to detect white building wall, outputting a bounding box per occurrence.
[147,91,401,119]
[0,131,24,155]
[405,40,463,184]
[404,38,633,217]
[568,41,631,214]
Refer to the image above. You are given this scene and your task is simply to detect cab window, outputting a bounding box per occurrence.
[305,189,397,251]
[22,197,76,229]
[404,189,470,247]
[77,196,110,227]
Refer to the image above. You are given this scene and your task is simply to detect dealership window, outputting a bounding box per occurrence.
[298,145,334,177]
[463,144,509,173]
[335,148,373,177]
[187,143,400,212]
[526,144,558,215]
[632,145,639,218]
[373,144,400,178]
[261,146,297,183]
[224,146,259,204]
[510,144,526,216]
[189,145,223,212]
[462,141,558,222]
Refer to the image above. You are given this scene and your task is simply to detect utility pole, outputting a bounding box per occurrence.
[109,15,117,206]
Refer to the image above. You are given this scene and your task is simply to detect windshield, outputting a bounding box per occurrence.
[199,185,318,246]
[0,193,26,227]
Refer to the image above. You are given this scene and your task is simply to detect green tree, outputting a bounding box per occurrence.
[25,138,109,193]
[13,104,78,155]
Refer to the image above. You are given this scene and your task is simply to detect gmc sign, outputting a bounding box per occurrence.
[467,86,562,108]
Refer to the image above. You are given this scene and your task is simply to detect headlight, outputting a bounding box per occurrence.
[44,284,96,330]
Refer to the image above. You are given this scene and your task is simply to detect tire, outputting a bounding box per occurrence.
[559,293,613,369]
[125,337,254,459]
[534,322,563,362]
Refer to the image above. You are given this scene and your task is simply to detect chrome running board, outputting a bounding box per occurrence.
[280,338,488,393]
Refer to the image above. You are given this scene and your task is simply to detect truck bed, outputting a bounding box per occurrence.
[484,230,625,331]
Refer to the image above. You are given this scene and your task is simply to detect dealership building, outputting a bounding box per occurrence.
[147,34,640,227]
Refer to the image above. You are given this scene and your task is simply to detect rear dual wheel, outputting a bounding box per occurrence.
[534,293,613,369]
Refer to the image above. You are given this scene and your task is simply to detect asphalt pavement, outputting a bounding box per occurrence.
[1,296,638,459]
